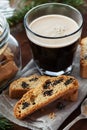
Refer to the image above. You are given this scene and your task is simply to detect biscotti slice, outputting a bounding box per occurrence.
[14,75,79,119]
[80,37,87,78]
[0,60,18,84]
[9,74,78,101]
[9,74,40,99]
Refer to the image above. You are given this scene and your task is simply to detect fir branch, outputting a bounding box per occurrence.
[61,0,84,7]
[7,0,85,26]
[0,115,13,130]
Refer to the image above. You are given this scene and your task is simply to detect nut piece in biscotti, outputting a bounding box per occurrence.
[0,60,18,84]
[9,74,40,99]
[80,37,87,78]
[14,75,79,119]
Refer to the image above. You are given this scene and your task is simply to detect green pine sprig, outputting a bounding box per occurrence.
[61,0,84,6]
[0,115,13,130]
[7,0,86,26]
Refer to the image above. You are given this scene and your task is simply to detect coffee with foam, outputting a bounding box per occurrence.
[24,2,83,76]
[28,15,80,48]
[25,14,82,75]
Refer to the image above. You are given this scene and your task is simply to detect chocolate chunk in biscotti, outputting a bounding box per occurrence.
[21,82,29,88]
[64,78,73,86]
[22,102,30,109]
[14,75,79,119]
[43,89,53,96]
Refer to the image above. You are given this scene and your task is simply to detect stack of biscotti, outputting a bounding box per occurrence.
[80,37,87,78]
[13,75,79,119]
[0,47,18,85]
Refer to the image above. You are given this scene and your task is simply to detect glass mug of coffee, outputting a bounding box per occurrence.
[24,3,83,76]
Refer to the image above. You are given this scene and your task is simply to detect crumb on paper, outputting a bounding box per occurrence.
[49,112,56,119]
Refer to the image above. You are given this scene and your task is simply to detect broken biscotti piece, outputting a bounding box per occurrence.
[80,37,87,78]
[9,74,40,98]
[14,75,79,119]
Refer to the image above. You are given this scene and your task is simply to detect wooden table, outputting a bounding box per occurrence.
[8,10,87,130]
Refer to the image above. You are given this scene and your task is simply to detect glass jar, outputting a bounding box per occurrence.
[0,13,22,91]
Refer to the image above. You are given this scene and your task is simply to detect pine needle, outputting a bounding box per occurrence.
[7,0,86,26]
[0,115,13,130]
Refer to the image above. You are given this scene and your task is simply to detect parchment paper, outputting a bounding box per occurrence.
[0,46,87,130]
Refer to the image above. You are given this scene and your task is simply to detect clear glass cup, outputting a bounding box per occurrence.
[24,3,83,76]
[0,13,22,91]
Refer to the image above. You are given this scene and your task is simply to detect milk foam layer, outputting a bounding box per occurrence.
[28,15,81,48]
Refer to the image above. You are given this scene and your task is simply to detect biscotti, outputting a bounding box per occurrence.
[9,74,40,98]
[80,37,87,78]
[0,47,18,85]
[9,74,78,101]
[14,75,79,119]
[0,60,18,84]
